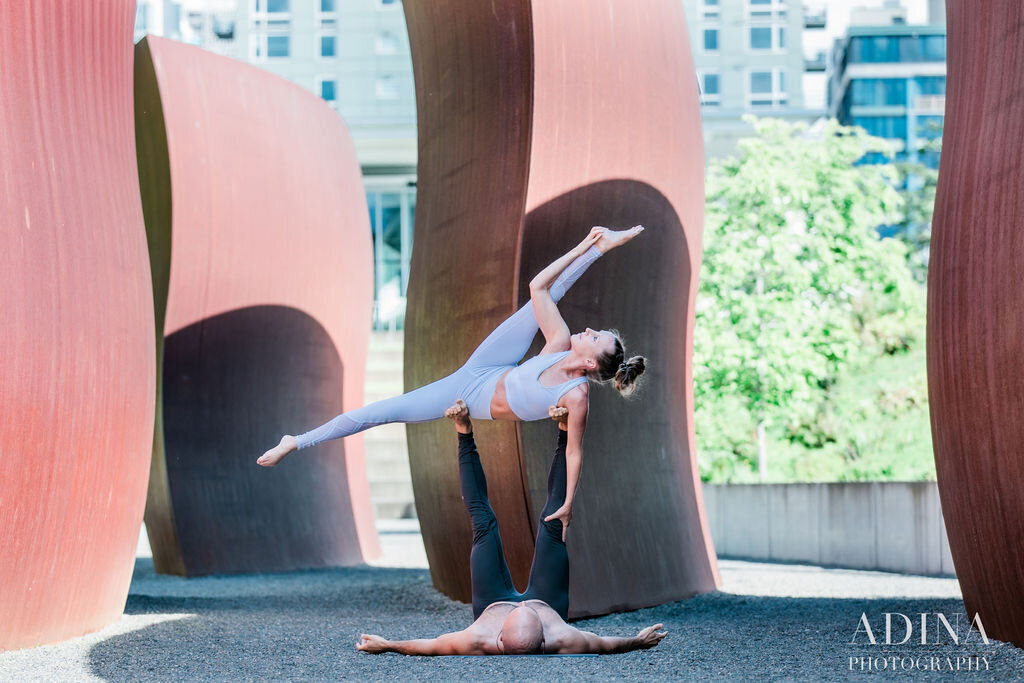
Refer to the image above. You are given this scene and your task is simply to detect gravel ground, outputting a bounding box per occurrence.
[2,525,1022,681]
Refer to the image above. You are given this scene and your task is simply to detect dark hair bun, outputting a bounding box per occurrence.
[613,355,647,397]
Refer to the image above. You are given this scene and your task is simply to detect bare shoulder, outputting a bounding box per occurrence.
[540,339,572,355]
[545,624,589,654]
[560,383,589,408]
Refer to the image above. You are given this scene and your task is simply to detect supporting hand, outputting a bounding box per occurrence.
[570,227,603,257]
[356,634,391,654]
[543,504,573,542]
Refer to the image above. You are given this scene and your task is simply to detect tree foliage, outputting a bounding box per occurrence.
[694,117,927,481]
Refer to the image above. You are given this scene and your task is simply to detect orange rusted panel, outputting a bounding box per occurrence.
[403,0,719,617]
[928,0,1024,649]
[135,37,379,575]
[0,1,154,650]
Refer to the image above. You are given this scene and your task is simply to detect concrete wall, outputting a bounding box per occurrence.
[703,482,956,576]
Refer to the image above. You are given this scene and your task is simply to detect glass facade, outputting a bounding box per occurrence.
[849,34,945,63]
[366,187,416,330]
[852,78,907,107]
[836,29,946,169]
[852,115,908,140]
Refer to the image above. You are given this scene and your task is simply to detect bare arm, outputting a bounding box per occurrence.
[556,624,667,655]
[529,229,601,353]
[357,631,485,656]
[544,388,588,540]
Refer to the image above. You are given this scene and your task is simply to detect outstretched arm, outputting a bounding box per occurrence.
[529,226,645,354]
[558,624,667,655]
[544,389,587,540]
[357,630,485,656]
[529,228,602,353]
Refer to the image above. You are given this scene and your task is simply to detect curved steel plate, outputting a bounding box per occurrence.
[135,36,379,575]
[404,0,720,617]
[0,1,154,649]
[928,0,1024,649]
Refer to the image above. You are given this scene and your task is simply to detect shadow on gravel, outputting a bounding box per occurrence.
[85,562,1024,680]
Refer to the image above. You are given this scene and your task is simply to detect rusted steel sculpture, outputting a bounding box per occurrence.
[0,1,153,650]
[928,1,1024,649]
[403,0,719,617]
[135,37,379,575]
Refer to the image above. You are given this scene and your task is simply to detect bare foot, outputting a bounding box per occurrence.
[445,399,472,434]
[257,435,297,467]
[595,225,644,253]
[548,405,568,425]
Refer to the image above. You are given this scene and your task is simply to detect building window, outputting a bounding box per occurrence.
[320,0,335,10]
[366,187,417,331]
[748,0,786,20]
[749,24,786,50]
[920,35,946,61]
[915,76,945,96]
[751,71,772,94]
[700,0,720,20]
[376,32,399,54]
[320,34,336,57]
[376,75,399,99]
[750,27,771,49]
[703,28,719,52]
[748,68,786,107]
[852,115,908,140]
[319,78,336,103]
[849,35,945,63]
[700,72,721,106]
[267,35,289,57]
[852,78,907,107]
[377,0,400,8]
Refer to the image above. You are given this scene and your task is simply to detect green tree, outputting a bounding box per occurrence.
[894,131,941,282]
[694,117,925,481]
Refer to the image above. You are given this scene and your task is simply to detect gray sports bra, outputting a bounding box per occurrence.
[504,351,588,421]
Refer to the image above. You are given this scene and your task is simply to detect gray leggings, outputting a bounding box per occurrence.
[294,246,602,450]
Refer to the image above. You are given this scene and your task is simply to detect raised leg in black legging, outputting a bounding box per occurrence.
[521,429,570,619]
[458,431,519,619]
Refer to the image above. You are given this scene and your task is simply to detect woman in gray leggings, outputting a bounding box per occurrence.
[259,226,648,533]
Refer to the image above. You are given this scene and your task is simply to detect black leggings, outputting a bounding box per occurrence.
[458,430,569,620]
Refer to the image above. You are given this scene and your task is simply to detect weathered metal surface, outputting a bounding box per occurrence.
[135,36,379,575]
[404,0,720,617]
[928,0,1024,649]
[0,1,154,650]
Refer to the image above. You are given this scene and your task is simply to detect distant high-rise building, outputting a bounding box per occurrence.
[681,0,826,160]
[829,16,946,168]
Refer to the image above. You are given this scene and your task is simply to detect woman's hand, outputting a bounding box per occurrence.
[571,227,604,257]
[544,504,573,542]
